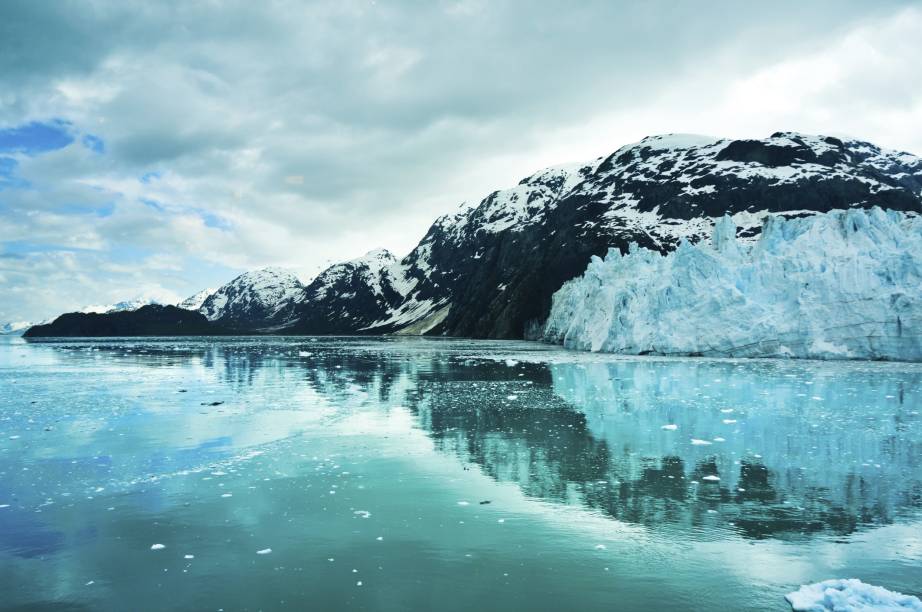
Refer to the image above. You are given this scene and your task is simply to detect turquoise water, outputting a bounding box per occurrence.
[1,336,920,611]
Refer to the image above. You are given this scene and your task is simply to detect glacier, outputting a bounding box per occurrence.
[543,207,922,361]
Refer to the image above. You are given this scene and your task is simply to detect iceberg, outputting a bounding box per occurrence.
[543,207,922,361]
[786,579,922,611]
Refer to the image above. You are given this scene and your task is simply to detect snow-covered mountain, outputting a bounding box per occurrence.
[0,321,34,336]
[278,131,921,338]
[285,248,426,334]
[177,288,215,311]
[80,297,160,314]
[543,207,922,360]
[19,132,922,343]
[199,268,305,330]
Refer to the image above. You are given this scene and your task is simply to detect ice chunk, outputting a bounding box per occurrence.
[661,424,678,431]
[691,439,712,446]
[786,578,922,611]
[150,544,165,550]
[256,548,272,555]
[544,208,922,361]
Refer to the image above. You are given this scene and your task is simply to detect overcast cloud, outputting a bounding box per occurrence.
[1,0,920,323]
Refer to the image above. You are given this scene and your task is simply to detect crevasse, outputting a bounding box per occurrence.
[543,207,922,361]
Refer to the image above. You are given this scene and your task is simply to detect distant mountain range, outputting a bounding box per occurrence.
[15,131,922,341]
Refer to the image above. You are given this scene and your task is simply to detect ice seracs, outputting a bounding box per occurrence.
[543,207,922,361]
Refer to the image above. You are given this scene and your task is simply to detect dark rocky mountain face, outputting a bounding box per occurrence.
[345,132,921,339]
[23,305,228,337]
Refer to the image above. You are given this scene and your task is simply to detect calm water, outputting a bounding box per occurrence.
[1,337,921,611]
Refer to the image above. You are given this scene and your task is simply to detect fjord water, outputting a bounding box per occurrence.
[1,338,920,611]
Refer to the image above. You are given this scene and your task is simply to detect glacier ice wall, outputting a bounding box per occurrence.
[543,207,922,361]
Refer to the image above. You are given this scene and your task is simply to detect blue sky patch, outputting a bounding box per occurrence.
[82,134,105,154]
[0,120,74,155]
[0,157,29,190]
[198,209,233,230]
[140,198,166,212]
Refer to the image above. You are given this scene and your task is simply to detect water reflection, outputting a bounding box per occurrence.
[12,338,922,546]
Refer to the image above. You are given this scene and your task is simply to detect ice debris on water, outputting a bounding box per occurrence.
[150,544,165,550]
[256,548,272,555]
[691,439,712,446]
[354,510,371,518]
[661,424,678,431]
[786,579,922,611]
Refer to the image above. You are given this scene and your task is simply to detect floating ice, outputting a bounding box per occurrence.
[661,424,678,431]
[354,510,371,518]
[691,439,712,446]
[701,475,720,482]
[184,554,194,559]
[150,544,165,550]
[457,501,470,506]
[786,579,922,611]
[256,548,272,555]
[544,208,922,361]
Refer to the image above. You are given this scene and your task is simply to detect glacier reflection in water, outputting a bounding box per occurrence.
[1,337,920,611]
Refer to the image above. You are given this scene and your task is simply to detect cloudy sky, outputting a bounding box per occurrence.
[1,0,920,324]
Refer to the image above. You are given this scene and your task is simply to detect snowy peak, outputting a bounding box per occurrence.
[177,288,215,311]
[355,248,397,266]
[307,249,397,302]
[199,267,305,328]
[80,298,161,314]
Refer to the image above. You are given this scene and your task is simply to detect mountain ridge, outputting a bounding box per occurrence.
[17,131,922,341]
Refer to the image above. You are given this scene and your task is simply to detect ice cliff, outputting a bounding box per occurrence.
[543,207,922,361]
